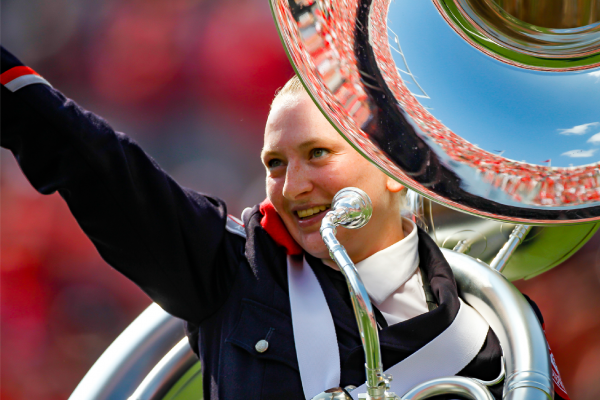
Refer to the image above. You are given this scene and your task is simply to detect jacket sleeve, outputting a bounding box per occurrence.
[0,47,242,324]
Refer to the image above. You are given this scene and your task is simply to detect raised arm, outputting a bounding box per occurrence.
[1,47,242,324]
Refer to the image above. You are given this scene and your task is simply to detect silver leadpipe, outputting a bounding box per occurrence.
[319,188,388,400]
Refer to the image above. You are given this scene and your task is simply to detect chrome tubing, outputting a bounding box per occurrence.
[441,249,553,400]
[400,376,494,400]
[489,225,532,272]
[319,188,387,400]
[69,303,185,400]
[128,338,197,400]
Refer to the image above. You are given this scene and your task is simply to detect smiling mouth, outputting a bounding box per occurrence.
[296,205,331,219]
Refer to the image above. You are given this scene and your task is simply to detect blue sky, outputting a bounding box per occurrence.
[387,0,600,168]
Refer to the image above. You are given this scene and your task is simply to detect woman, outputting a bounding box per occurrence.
[0,47,567,400]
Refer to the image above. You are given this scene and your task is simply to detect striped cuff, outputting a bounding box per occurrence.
[1,66,52,92]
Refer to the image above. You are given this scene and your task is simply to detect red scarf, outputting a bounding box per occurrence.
[259,199,303,256]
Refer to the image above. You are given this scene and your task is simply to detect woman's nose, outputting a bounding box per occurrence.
[282,162,313,200]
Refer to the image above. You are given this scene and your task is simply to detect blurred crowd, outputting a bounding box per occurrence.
[1,0,600,399]
[2,0,292,398]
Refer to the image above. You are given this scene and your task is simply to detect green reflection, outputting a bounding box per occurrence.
[162,361,203,400]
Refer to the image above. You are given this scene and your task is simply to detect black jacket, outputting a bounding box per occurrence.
[2,47,557,400]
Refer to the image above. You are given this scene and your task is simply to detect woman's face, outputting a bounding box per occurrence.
[262,92,405,264]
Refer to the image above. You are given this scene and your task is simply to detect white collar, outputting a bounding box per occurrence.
[354,217,420,306]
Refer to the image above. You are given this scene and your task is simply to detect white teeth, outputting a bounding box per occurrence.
[297,205,330,219]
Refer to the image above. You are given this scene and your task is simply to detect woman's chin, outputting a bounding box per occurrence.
[298,229,358,264]
[298,233,329,260]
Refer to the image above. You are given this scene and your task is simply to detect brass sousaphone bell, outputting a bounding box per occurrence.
[270,0,600,399]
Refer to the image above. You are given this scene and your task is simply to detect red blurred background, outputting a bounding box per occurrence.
[1,0,599,399]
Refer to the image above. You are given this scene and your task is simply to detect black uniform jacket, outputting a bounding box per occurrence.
[2,47,561,400]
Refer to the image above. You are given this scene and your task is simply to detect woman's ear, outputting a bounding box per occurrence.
[386,177,404,193]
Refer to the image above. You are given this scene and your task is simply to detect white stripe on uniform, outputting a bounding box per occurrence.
[4,74,52,92]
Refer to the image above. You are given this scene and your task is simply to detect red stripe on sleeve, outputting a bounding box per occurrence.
[0,66,40,85]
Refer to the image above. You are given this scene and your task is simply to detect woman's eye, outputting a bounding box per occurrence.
[267,159,283,168]
[312,148,329,158]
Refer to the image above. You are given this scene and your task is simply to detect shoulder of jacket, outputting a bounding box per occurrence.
[225,214,246,239]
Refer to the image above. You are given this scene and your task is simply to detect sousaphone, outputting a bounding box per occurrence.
[269,0,600,399]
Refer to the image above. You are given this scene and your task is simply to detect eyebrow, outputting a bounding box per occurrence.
[261,138,321,160]
[298,139,320,150]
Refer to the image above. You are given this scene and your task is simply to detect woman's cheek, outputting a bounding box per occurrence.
[266,177,282,202]
[320,161,346,189]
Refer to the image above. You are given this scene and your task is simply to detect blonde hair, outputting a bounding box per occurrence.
[271,75,306,109]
